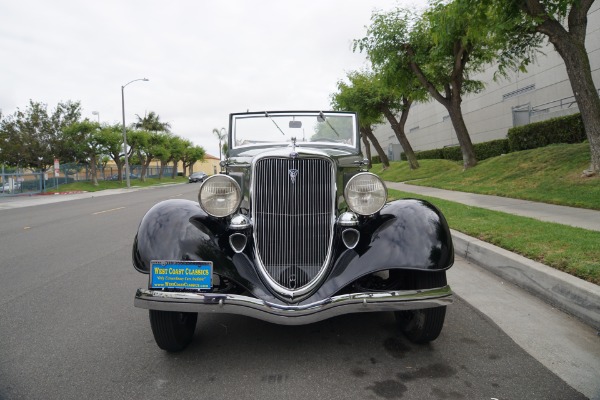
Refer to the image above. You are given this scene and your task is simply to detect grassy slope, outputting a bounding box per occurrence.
[388,189,600,285]
[377,143,600,210]
[376,143,599,285]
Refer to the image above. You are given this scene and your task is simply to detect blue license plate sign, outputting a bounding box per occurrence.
[150,260,212,290]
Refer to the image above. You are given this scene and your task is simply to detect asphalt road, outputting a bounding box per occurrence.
[0,184,590,399]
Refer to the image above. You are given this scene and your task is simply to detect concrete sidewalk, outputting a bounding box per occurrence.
[386,181,600,231]
[0,185,161,210]
[387,181,600,330]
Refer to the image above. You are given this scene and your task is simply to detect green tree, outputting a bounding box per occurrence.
[0,100,81,170]
[213,128,226,161]
[134,111,171,133]
[129,130,152,181]
[167,136,187,178]
[62,120,104,186]
[491,0,600,175]
[331,72,390,169]
[98,124,128,181]
[355,1,537,169]
[181,144,206,176]
[222,142,228,157]
[132,112,172,181]
[332,70,425,169]
[153,133,172,179]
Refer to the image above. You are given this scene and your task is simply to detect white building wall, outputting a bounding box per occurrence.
[372,4,600,160]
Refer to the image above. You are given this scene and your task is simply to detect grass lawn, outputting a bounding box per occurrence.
[378,143,600,284]
[388,189,600,285]
[377,142,600,210]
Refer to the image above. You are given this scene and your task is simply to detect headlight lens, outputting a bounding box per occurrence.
[344,173,387,215]
[198,175,242,217]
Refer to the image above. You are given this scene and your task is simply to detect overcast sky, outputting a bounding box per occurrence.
[0,0,425,157]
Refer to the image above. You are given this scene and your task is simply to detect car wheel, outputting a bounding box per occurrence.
[395,270,447,344]
[149,310,198,352]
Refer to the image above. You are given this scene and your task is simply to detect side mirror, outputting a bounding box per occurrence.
[289,120,302,128]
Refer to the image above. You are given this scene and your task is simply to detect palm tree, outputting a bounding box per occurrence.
[135,111,171,133]
[213,128,226,161]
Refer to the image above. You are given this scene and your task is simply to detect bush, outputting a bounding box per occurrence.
[415,138,510,162]
[371,155,381,164]
[442,146,463,161]
[416,148,444,160]
[475,139,510,160]
[508,113,586,152]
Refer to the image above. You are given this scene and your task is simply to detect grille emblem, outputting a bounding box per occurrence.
[288,169,299,184]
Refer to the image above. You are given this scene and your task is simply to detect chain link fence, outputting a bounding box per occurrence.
[0,164,175,197]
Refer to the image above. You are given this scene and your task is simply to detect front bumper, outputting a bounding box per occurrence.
[134,285,453,325]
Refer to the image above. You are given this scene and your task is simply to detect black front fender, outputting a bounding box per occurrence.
[132,199,218,274]
[304,198,454,303]
[355,198,454,270]
[132,199,281,303]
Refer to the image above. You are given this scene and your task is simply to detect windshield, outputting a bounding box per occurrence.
[230,111,357,150]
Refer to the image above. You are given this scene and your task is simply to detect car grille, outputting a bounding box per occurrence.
[253,157,334,291]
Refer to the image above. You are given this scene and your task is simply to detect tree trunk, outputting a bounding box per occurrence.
[90,154,98,186]
[171,161,177,179]
[361,126,390,168]
[141,159,151,182]
[114,159,123,181]
[447,100,477,169]
[406,44,477,169]
[359,129,372,169]
[136,151,147,182]
[381,106,419,169]
[533,4,600,174]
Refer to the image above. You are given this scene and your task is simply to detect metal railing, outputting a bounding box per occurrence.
[0,165,176,197]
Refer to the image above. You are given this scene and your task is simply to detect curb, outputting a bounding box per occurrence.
[39,191,87,195]
[451,230,600,330]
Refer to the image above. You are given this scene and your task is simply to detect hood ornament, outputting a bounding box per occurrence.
[290,136,298,158]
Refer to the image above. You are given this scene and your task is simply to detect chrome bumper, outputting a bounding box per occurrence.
[134,286,454,325]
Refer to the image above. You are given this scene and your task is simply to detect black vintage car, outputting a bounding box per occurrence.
[132,111,454,352]
[188,171,207,183]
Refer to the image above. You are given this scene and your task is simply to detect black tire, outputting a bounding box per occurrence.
[149,310,198,352]
[395,270,447,344]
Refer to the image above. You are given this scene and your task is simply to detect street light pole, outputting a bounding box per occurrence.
[121,78,149,188]
[92,111,100,124]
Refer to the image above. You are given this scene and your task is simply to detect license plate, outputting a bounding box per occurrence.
[150,260,213,290]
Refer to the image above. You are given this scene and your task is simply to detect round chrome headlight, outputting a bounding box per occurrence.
[344,172,387,216]
[198,175,242,217]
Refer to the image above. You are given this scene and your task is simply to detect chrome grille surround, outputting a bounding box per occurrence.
[251,152,336,301]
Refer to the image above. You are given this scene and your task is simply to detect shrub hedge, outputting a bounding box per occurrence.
[415,139,510,161]
[416,148,444,160]
[475,139,511,160]
[416,113,587,161]
[507,113,586,151]
[376,113,584,162]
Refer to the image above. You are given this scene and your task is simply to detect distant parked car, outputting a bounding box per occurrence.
[1,181,21,193]
[188,172,207,183]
